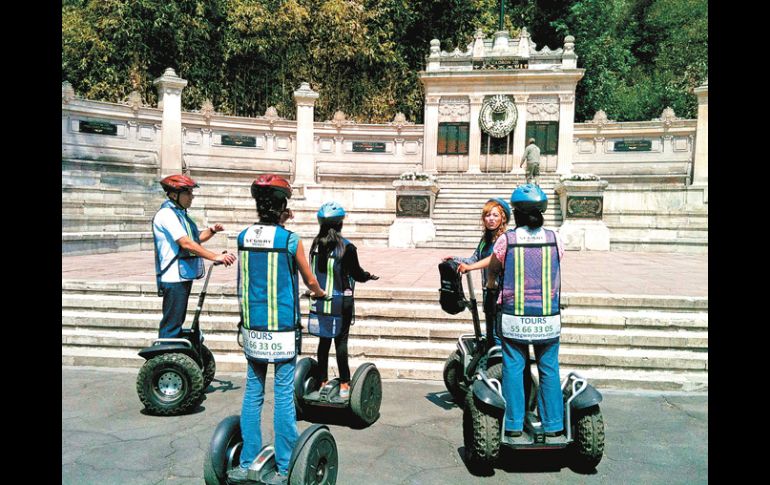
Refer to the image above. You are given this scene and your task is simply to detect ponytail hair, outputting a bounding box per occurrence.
[513,209,544,229]
[310,221,345,259]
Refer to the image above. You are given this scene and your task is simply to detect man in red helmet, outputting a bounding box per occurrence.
[152,174,236,339]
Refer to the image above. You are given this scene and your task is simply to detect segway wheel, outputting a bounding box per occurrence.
[443,350,467,407]
[289,426,338,485]
[294,358,320,420]
[569,405,605,472]
[136,353,205,416]
[462,363,502,474]
[201,344,216,389]
[204,415,243,485]
[349,363,381,426]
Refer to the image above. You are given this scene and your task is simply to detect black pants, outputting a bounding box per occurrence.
[317,309,352,383]
[158,280,193,338]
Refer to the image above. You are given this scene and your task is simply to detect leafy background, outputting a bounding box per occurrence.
[62,0,707,123]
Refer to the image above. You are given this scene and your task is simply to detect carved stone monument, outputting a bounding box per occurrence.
[388,176,440,248]
[554,177,610,250]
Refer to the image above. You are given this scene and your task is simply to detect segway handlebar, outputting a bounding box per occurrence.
[465,272,483,341]
[301,290,332,301]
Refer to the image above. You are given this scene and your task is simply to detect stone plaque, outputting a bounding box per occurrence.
[473,58,528,70]
[222,134,256,147]
[396,195,430,217]
[79,120,118,136]
[614,140,651,152]
[566,196,603,219]
[353,141,386,153]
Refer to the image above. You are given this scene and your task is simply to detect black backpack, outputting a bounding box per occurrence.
[438,260,467,315]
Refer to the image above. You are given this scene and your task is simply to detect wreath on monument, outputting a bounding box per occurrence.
[479,94,518,138]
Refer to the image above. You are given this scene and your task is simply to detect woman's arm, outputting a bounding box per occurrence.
[458,254,492,274]
[294,240,325,297]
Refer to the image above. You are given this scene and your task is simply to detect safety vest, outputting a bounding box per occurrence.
[499,227,561,344]
[308,239,352,338]
[152,200,204,292]
[237,223,300,363]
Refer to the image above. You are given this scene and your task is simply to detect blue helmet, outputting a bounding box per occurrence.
[510,184,547,213]
[317,201,346,223]
[488,198,511,223]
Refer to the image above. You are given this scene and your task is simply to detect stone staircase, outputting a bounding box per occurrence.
[61,280,708,392]
[418,173,563,249]
[605,208,708,254]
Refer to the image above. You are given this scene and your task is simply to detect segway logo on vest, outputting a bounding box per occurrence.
[244,225,277,248]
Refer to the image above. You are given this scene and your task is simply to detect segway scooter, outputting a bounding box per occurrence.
[293,293,382,427]
[204,415,339,485]
[462,307,605,473]
[439,261,502,408]
[136,257,224,415]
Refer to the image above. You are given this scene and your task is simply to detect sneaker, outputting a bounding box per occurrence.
[545,430,563,437]
[262,469,288,485]
[339,382,350,399]
[226,466,250,484]
[504,430,522,438]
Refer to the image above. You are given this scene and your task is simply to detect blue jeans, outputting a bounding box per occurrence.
[158,281,193,338]
[239,357,298,475]
[501,339,563,433]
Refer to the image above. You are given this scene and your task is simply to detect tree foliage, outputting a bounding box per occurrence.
[62,0,707,123]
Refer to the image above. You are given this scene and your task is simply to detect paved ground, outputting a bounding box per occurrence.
[62,248,708,297]
[62,366,707,485]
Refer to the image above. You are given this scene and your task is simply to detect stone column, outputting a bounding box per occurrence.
[557,93,576,176]
[153,68,188,176]
[422,96,440,173]
[692,80,708,185]
[388,179,440,248]
[554,179,610,251]
[293,82,319,185]
[467,95,483,173]
[512,94,529,173]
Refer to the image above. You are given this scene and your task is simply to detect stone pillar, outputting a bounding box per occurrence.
[293,82,319,185]
[153,68,188,176]
[512,94,529,173]
[692,80,708,185]
[556,93,576,176]
[422,96,440,173]
[388,178,440,248]
[467,95,483,174]
[554,179,610,251]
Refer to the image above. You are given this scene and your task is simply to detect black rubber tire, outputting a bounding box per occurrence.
[201,344,216,389]
[294,358,320,421]
[289,427,338,485]
[349,364,382,427]
[570,405,605,472]
[462,363,502,474]
[203,415,242,485]
[136,353,205,416]
[443,350,467,407]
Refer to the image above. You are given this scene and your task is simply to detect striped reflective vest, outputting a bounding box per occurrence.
[499,227,561,344]
[308,239,352,338]
[153,200,204,290]
[237,223,300,362]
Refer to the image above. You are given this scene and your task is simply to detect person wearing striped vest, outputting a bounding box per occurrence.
[152,174,236,339]
[485,184,565,439]
[308,202,379,400]
[228,174,325,485]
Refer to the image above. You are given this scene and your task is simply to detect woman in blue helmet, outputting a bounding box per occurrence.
[485,183,565,439]
[309,201,379,399]
[442,197,511,345]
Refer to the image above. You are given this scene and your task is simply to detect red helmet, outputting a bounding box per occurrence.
[159,174,199,193]
[251,174,292,200]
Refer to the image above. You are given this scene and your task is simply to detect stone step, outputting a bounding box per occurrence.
[610,240,708,254]
[60,347,707,391]
[61,281,708,312]
[609,228,709,241]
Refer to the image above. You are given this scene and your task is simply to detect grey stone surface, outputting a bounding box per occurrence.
[62,366,707,485]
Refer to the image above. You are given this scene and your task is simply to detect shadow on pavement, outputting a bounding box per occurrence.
[425,390,458,411]
[206,378,240,394]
